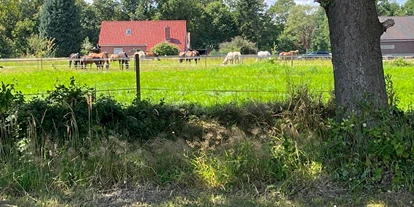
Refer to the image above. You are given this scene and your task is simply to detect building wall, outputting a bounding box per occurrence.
[101,46,148,56]
[381,40,414,55]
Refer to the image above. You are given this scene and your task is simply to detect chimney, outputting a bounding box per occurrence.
[165,25,171,42]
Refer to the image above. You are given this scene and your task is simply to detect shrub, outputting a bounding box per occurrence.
[219,36,257,54]
[0,82,24,159]
[389,57,412,67]
[151,42,180,56]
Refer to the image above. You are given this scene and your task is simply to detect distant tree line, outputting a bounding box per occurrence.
[0,0,411,58]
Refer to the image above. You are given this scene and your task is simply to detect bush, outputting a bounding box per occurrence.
[219,36,257,54]
[151,42,180,56]
[389,57,412,67]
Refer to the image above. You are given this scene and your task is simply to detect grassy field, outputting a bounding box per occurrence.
[2,56,414,206]
[1,56,414,110]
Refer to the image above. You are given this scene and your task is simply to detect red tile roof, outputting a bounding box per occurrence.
[98,20,187,52]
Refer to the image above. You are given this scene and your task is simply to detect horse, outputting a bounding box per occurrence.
[69,53,81,68]
[256,51,272,62]
[222,52,241,65]
[79,55,100,69]
[179,50,200,64]
[88,52,109,69]
[279,50,299,60]
[134,51,146,60]
[145,51,161,61]
[110,51,129,70]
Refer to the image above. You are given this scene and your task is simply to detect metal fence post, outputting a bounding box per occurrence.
[135,53,141,101]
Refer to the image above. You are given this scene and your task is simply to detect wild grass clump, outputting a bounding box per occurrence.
[387,57,413,67]
[2,77,414,205]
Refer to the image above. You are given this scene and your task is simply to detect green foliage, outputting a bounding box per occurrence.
[234,0,266,44]
[47,77,95,107]
[26,34,56,58]
[0,82,24,159]
[282,5,319,52]
[323,107,414,190]
[80,37,93,55]
[389,57,412,67]
[376,0,404,16]
[151,42,180,55]
[39,0,82,57]
[219,36,257,54]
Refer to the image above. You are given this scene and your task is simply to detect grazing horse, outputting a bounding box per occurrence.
[179,50,201,64]
[110,51,129,70]
[79,55,99,69]
[222,52,241,65]
[88,52,109,69]
[145,52,161,61]
[256,51,272,62]
[134,51,146,60]
[69,53,81,68]
[279,50,299,60]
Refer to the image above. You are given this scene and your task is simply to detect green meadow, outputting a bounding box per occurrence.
[1,56,414,110]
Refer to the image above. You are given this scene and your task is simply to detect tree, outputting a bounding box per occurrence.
[199,2,238,50]
[402,0,414,15]
[0,25,13,58]
[155,0,204,48]
[311,7,330,52]
[281,5,318,53]
[316,0,392,113]
[77,0,100,45]
[235,0,266,45]
[92,0,124,21]
[268,0,295,26]
[26,34,56,58]
[376,0,404,16]
[12,0,43,57]
[39,0,82,57]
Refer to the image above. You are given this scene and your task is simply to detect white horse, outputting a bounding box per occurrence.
[222,52,242,65]
[256,51,271,62]
[134,50,146,60]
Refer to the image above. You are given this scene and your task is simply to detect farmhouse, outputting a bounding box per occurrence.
[379,16,414,56]
[98,20,189,56]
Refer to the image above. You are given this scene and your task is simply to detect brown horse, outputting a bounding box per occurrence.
[88,52,109,69]
[279,50,299,60]
[109,51,129,70]
[79,55,99,69]
[179,50,200,64]
[69,53,81,68]
[145,52,161,61]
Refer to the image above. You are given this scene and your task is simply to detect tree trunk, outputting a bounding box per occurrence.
[324,0,388,114]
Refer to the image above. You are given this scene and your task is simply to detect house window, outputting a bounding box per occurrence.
[114,48,123,54]
[381,44,395,50]
[126,29,132,35]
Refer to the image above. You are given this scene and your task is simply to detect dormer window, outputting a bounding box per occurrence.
[126,29,132,35]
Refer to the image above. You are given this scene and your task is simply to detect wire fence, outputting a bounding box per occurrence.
[2,55,413,109]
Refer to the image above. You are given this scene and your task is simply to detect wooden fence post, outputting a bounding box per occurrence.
[135,53,141,101]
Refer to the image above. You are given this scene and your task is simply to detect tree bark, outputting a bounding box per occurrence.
[323,0,388,114]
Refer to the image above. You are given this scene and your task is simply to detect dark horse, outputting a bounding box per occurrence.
[69,53,81,68]
[109,51,129,70]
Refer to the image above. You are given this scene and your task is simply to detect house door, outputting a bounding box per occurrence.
[113,48,123,54]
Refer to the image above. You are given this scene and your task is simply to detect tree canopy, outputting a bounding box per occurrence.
[0,0,413,58]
